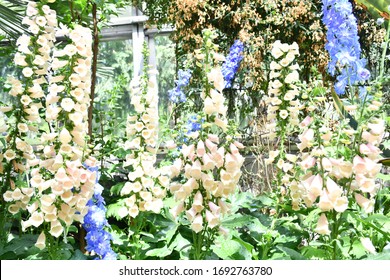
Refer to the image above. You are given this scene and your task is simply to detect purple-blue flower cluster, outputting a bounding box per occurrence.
[322,0,370,95]
[186,114,202,135]
[83,165,117,260]
[168,69,192,103]
[221,40,244,89]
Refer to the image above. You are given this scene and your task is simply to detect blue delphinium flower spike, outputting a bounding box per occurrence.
[83,165,117,260]
[168,69,192,103]
[322,0,370,96]
[221,40,244,89]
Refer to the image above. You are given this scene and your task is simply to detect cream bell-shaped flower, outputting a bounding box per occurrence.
[207,67,224,93]
[333,196,348,213]
[355,193,374,213]
[186,207,197,222]
[271,44,284,59]
[170,202,184,219]
[128,205,139,218]
[190,160,202,180]
[30,211,44,228]
[304,174,322,203]
[191,214,203,233]
[35,231,46,250]
[326,177,343,201]
[197,140,206,157]
[208,201,221,216]
[206,210,219,229]
[59,128,72,144]
[192,191,204,213]
[49,220,64,238]
[315,214,331,235]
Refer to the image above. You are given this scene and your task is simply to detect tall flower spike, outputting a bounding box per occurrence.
[168,69,192,103]
[221,40,244,88]
[322,0,370,95]
[83,164,117,260]
[122,63,169,218]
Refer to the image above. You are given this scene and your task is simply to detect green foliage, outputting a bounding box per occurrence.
[0,233,88,260]
[355,0,390,22]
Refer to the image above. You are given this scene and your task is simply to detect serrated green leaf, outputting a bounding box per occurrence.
[0,251,18,260]
[212,239,241,259]
[257,195,275,207]
[110,182,125,195]
[364,214,390,232]
[232,234,255,258]
[3,234,38,256]
[106,202,124,220]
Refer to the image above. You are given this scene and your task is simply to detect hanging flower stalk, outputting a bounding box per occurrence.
[2,1,96,254]
[120,45,169,219]
[168,30,245,259]
[1,1,58,235]
[263,40,303,209]
[1,1,58,209]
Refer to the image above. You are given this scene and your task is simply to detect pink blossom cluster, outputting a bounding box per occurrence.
[168,45,245,233]
[292,96,384,235]
[120,72,169,218]
[169,135,244,233]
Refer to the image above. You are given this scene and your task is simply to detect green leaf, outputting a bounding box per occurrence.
[232,234,256,259]
[110,182,125,195]
[331,89,358,130]
[247,218,268,235]
[0,251,18,260]
[106,202,124,220]
[379,158,390,166]
[145,246,172,258]
[257,195,275,207]
[108,225,131,246]
[70,249,88,260]
[351,240,367,259]
[67,225,78,233]
[221,213,255,228]
[364,214,390,233]
[2,234,38,256]
[364,252,390,260]
[212,239,242,260]
[276,246,307,260]
[355,0,390,22]
[300,246,328,260]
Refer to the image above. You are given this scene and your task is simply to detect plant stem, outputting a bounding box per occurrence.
[88,2,99,139]
[331,210,339,260]
[379,21,390,80]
